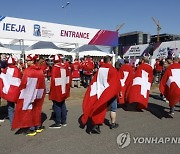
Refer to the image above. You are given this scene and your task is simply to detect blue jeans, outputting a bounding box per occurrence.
[53,100,67,125]
[7,101,15,126]
[84,75,92,87]
[108,97,117,112]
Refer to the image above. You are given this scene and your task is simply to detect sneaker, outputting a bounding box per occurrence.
[0,119,5,123]
[36,126,45,133]
[165,100,169,103]
[169,111,175,115]
[91,125,101,134]
[62,123,67,127]
[49,123,62,129]
[110,123,119,129]
[26,130,37,136]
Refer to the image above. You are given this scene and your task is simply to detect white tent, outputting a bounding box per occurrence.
[0,46,21,54]
[78,50,114,57]
[25,41,75,57]
[25,48,75,56]
[78,50,115,65]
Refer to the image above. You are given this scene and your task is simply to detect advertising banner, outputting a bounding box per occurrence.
[0,16,118,46]
[123,44,149,57]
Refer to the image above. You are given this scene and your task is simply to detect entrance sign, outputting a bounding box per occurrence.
[0,16,118,46]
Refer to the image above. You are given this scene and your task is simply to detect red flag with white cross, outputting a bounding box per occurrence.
[159,63,180,107]
[81,63,120,125]
[0,65,21,102]
[49,63,71,102]
[12,65,45,129]
[126,63,153,109]
[117,64,134,104]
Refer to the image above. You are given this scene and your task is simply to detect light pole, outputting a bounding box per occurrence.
[62,2,70,23]
[114,23,125,58]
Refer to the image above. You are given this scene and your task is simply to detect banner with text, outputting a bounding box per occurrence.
[0,16,118,46]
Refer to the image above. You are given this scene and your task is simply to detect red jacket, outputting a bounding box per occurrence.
[71,61,81,79]
[83,59,94,76]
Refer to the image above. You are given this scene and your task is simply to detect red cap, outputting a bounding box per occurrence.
[27,54,34,61]
[7,56,16,65]
[26,54,38,62]
[33,54,39,61]
[53,55,61,63]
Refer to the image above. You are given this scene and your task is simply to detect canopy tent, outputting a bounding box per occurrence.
[71,44,115,64]
[25,41,75,56]
[0,46,21,54]
[25,48,75,56]
[78,50,114,57]
[71,44,103,53]
[0,43,4,47]
[26,41,61,51]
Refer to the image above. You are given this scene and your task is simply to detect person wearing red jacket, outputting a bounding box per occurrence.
[117,58,134,104]
[83,56,94,88]
[12,54,46,136]
[153,58,163,83]
[71,58,81,88]
[0,56,21,127]
[80,56,120,134]
[159,56,180,115]
[49,55,71,128]
[126,57,153,110]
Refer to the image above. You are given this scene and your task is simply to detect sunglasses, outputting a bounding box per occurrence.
[25,59,33,62]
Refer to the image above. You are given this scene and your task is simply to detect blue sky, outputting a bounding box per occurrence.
[1,0,180,35]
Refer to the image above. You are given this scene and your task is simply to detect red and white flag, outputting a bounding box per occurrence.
[12,65,45,129]
[0,65,21,102]
[159,63,180,107]
[127,63,153,109]
[117,64,134,104]
[49,63,71,102]
[81,63,120,125]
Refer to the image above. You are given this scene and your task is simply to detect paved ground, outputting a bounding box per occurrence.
[0,85,180,154]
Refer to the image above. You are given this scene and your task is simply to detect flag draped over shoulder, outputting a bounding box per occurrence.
[117,64,134,104]
[159,63,180,107]
[127,63,153,109]
[0,65,21,102]
[49,63,71,102]
[12,65,45,129]
[81,63,120,125]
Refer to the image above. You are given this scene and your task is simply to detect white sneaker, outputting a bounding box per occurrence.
[0,119,5,123]
[165,100,169,103]
[62,123,67,126]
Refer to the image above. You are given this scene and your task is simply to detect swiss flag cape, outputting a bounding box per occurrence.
[127,63,153,109]
[49,63,71,102]
[117,64,134,104]
[0,65,21,102]
[159,63,180,107]
[81,63,120,125]
[12,65,45,129]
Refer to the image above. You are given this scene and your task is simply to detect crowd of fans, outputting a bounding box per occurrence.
[0,53,179,135]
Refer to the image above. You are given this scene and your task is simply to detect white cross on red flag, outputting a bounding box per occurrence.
[0,66,21,102]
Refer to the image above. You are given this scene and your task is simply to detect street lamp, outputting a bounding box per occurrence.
[62,2,70,23]
[62,2,70,8]
[114,23,125,57]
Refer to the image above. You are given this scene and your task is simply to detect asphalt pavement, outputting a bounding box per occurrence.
[0,87,179,154]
